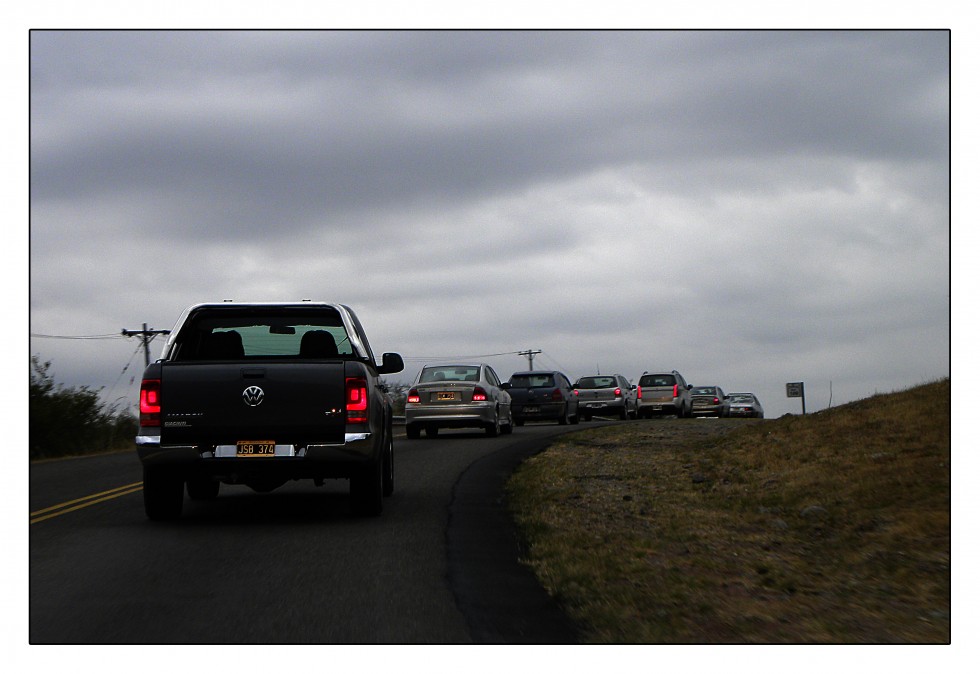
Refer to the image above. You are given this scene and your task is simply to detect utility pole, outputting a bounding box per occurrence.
[122,323,171,367]
[518,349,542,371]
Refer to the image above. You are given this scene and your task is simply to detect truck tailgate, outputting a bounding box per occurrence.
[159,362,347,446]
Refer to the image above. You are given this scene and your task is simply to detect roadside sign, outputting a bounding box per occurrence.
[786,382,806,414]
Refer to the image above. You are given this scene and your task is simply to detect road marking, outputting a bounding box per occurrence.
[30,482,144,524]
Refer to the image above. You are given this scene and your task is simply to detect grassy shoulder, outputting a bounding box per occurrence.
[506,379,950,643]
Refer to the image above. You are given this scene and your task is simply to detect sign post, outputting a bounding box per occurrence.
[786,382,806,414]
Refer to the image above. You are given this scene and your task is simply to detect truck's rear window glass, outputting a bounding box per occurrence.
[172,308,353,360]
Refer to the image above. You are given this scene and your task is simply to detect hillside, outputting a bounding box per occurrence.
[507,379,951,643]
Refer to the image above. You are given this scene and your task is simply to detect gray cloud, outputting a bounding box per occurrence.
[29,29,950,418]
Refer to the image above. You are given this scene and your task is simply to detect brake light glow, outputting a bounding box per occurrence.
[614,387,622,397]
[637,386,643,400]
[346,377,369,424]
[673,384,679,398]
[713,397,720,404]
[472,387,488,402]
[140,379,161,427]
[407,388,420,404]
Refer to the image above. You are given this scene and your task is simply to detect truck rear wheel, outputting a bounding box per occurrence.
[350,455,383,516]
[187,477,219,500]
[143,468,183,521]
[382,432,394,497]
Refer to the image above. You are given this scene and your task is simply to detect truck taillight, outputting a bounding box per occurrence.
[472,387,488,402]
[407,388,420,404]
[346,377,369,424]
[551,388,563,402]
[140,379,161,427]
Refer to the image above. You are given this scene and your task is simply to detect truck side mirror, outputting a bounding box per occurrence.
[378,352,404,375]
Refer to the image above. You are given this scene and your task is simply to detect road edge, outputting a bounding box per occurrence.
[446,429,584,644]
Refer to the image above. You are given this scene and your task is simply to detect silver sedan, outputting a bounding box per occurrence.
[405,363,514,438]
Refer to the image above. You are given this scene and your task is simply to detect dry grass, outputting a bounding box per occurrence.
[507,379,950,643]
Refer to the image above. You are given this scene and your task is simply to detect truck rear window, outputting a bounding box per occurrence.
[171,308,353,361]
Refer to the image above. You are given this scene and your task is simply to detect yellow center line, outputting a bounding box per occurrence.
[30,482,144,524]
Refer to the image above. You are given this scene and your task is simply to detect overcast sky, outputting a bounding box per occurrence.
[28,29,950,418]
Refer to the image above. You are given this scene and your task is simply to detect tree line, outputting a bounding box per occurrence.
[29,356,138,461]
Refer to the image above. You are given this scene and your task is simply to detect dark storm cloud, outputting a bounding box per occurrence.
[32,31,947,243]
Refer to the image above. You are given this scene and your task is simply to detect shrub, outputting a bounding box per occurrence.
[29,356,138,460]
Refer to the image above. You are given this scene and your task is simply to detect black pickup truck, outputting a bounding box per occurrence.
[135,301,404,520]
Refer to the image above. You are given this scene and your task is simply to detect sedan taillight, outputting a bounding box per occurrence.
[472,387,488,402]
[407,388,420,404]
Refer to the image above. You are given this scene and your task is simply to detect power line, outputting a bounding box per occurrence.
[400,350,523,362]
[30,333,123,340]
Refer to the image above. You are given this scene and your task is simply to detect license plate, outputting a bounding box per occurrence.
[588,402,603,408]
[436,392,458,401]
[236,440,276,457]
[524,406,539,414]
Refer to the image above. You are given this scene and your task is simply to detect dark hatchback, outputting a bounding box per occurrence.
[503,371,580,425]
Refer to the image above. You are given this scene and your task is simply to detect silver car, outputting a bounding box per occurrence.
[727,393,764,418]
[405,363,514,438]
[637,370,692,418]
[690,386,730,418]
[573,374,638,421]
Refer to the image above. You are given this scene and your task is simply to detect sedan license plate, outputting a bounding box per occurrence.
[236,440,276,457]
[436,392,458,401]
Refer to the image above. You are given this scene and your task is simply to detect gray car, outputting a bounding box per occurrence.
[503,370,580,426]
[690,386,730,417]
[637,370,692,418]
[727,393,764,418]
[573,374,637,421]
[405,363,513,438]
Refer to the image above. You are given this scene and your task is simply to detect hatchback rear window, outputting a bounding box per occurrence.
[575,377,617,389]
[510,374,556,388]
[639,374,675,387]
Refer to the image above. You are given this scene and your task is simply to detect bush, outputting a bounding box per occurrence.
[29,356,138,460]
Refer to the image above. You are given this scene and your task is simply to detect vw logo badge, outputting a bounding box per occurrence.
[242,386,265,406]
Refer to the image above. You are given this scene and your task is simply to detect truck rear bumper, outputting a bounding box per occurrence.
[137,432,375,467]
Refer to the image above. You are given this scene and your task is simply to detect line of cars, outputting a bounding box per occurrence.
[402,363,764,439]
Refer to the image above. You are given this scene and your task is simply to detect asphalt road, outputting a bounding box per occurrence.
[29,422,601,644]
